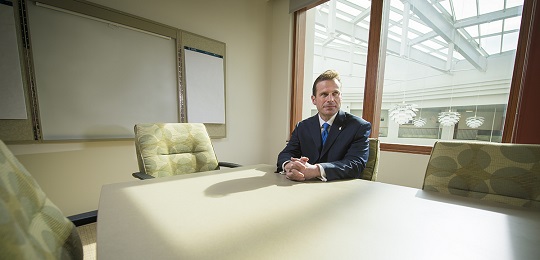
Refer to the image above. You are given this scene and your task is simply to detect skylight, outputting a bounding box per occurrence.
[313,0,523,70]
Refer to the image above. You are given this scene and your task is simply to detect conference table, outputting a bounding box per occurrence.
[97,164,540,259]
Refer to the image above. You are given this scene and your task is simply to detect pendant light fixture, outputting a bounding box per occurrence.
[389,102,418,125]
[413,116,427,127]
[465,95,484,128]
[438,110,461,126]
[465,116,484,128]
[413,93,426,127]
[438,77,460,127]
[390,82,418,125]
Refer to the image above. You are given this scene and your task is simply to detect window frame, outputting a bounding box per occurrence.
[290,0,538,154]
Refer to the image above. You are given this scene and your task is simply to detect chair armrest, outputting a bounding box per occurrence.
[132,172,155,180]
[218,162,242,168]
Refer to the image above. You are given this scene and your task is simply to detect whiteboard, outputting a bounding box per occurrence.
[28,3,178,140]
[184,47,225,124]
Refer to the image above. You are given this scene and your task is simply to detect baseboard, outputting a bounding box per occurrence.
[68,210,98,227]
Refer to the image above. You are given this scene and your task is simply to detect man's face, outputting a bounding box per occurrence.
[311,79,342,121]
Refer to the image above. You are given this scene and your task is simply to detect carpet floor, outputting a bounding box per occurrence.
[77,222,97,260]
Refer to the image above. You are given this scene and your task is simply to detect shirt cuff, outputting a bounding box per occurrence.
[280,160,291,175]
[317,164,327,182]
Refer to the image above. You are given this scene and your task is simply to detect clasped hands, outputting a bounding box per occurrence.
[284,157,320,181]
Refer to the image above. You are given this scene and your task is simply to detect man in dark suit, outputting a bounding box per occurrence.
[277,70,371,181]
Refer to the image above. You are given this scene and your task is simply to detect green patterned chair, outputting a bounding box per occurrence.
[0,140,83,259]
[133,123,241,179]
[423,141,540,208]
[361,138,380,181]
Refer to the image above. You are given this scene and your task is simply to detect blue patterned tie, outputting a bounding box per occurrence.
[321,123,329,145]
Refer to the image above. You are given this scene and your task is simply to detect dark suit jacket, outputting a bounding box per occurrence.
[277,110,371,181]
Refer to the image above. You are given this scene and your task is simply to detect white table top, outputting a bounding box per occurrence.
[97,164,540,260]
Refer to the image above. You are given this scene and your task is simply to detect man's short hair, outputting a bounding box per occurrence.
[312,69,341,96]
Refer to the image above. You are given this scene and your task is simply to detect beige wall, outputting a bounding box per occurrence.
[6,0,430,216]
[378,151,430,189]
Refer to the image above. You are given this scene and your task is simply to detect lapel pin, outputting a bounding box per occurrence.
[339,126,342,130]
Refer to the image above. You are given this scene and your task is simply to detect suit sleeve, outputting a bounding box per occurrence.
[319,121,371,181]
[276,122,303,172]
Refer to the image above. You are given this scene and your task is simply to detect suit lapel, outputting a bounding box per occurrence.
[320,111,346,157]
[307,115,323,154]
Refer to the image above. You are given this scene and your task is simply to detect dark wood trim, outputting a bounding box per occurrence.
[381,143,432,155]
[513,0,540,144]
[503,0,536,143]
[68,210,98,227]
[290,9,306,136]
[362,0,384,138]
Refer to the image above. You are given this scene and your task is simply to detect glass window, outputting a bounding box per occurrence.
[379,0,522,145]
[302,0,524,147]
[303,0,372,120]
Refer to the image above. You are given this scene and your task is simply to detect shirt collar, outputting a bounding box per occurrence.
[319,113,337,127]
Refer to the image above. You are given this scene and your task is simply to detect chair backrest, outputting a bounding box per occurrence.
[423,141,540,208]
[361,138,380,181]
[0,140,83,259]
[134,123,220,178]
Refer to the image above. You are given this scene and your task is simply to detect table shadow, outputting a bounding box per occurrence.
[204,166,310,197]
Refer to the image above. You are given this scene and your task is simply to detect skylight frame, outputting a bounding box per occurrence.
[315,0,523,66]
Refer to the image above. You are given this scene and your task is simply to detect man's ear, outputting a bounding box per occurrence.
[311,95,316,105]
